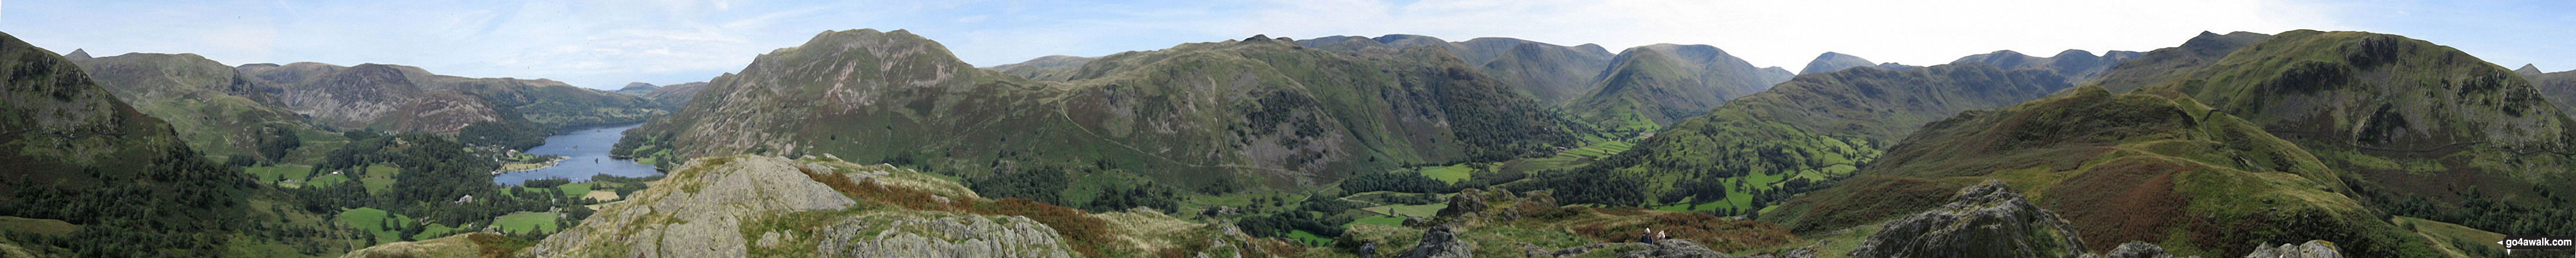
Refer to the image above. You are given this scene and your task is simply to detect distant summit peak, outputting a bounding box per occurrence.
[64,49,90,59]
[2517,64,2544,75]
[2051,49,2096,59]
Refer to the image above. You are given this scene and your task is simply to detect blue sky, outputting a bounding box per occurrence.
[3,0,2568,89]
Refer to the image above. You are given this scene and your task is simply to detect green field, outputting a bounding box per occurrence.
[305,174,352,188]
[411,223,458,241]
[495,212,561,235]
[335,208,411,244]
[360,164,400,195]
[1412,164,1476,184]
[558,183,593,198]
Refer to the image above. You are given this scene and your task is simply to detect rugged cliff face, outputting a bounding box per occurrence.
[525,155,1290,257]
[68,53,321,160]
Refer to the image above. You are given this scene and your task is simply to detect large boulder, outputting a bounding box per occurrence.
[1848,180,2086,258]
[1400,224,1473,258]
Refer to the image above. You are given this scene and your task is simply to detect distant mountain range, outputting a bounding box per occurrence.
[1797,51,1915,74]
[618,30,1580,190]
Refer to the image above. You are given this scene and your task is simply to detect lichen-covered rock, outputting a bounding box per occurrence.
[521,156,858,257]
[1401,224,1473,258]
[1848,180,2086,258]
[1618,239,1731,258]
[2241,240,2339,258]
[816,215,1074,257]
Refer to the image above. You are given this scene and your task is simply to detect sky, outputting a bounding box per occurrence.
[2,0,2568,90]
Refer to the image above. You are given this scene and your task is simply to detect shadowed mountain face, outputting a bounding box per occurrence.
[1297,35,1615,104]
[644,81,706,109]
[1567,44,1792,131]
[68,53,319,160]
[2530,69,2576,119]
[990,55,1096,81]
[1950,49,2143,85]
[2088,31,2273,92]
[620,30,1577,188]
[1769,87,2444,257]
[0,31,355,258]
[1533,63,2071,209]
[236,61,662,133]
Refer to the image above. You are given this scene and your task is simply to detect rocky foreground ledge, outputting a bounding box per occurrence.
[1849,180,2345,258]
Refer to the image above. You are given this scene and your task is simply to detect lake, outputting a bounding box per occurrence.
[493,123,663,185]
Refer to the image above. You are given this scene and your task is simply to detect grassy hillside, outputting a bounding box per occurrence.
[2086,31,2272,92]
[1768,87,2448,257]
[68,53,329,161]
[1567,43,1791,131]
[1798,52,1876,74]
[1522,63,2072,214]
[619,30,1578,192]
[0,31,361,257]
[2135,30,2576,237]
[989,55,1095,81]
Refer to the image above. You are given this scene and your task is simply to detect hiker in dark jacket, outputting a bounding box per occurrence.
[1636,229,1655,243]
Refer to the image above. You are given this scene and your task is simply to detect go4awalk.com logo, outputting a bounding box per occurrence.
[2502,236,2573,254]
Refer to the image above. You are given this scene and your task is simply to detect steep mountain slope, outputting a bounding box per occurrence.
[2087,31,2272,92]
[236,62,662,133]
[1297,35,1614,104]
[990,55,1095,81]
[1527,63,2071,211]
[643,81,706,110]
[523,155,1291,257]
[2133,30,2576,236]
[1463,37,1615,104]
[618,30,1576,190]
[0,31,357,257]
[1951,49,2142,84]
[1567,44,1793,130]
[68,53,322,160]
[1769,87,2448,257]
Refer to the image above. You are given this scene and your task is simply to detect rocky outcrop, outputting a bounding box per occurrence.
[1848,180,2086,258]
[522,156,860,257]
[1618,239,1729,258]
[815,215,1075,257]
[2077,241,2189,258]
[1400,225,1473,258]
[2241,240,2340,258]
